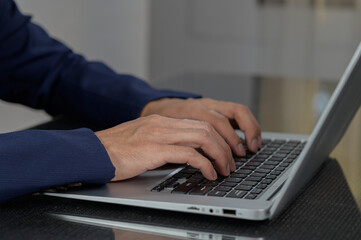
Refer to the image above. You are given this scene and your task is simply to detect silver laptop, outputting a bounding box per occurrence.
[46,42,361,221]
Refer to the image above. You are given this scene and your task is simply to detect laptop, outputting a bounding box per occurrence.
[46,42,361,221]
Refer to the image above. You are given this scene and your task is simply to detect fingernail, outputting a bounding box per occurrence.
[258,136,262,149]
[227,164,230,174]
[212,169,218,180]
[231,158,236,171]
[251,139,258,152]
[238,144,245,156]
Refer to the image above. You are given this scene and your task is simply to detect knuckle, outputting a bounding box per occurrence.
[218,115,229,124]
[238,104,250,113]
[147,114,163,122]
[201,121,213,132]
[186,148,200,160]
[198,129,212,142]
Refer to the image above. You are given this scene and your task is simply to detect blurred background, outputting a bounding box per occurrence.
[2,0,361,205]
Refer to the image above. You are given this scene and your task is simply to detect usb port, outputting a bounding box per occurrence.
[223,209,236,215]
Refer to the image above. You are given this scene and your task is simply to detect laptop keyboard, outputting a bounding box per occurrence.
[151,139,306,200]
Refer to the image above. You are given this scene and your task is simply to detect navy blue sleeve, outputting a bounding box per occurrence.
[0,0,198,128]
[0,0,199,203]
[0,128,115,203]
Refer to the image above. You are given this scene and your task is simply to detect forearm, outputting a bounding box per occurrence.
[0,128,115,203]
[0,0,199,129]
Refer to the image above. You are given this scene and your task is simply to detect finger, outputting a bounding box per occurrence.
[197,100,262,152]
[232,106,262,152]
[203,109,246,158]
[178,109,238,171]
[151,127,232,176]
[156,145,217,180]
[144,115,234,173]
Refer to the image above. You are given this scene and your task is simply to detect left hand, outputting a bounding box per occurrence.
[140,98,262,156]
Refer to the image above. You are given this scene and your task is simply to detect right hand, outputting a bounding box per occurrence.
[95,114,236,181]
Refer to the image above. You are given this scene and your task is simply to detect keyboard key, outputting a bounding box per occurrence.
[265,146,277,150]
[260,165,275,170]
[235,157,248,163]
[179,167,199,174]
[250,172,267,178]
[245,176,262,182]
[284,158,295,163]
[208,190,227,197]
[268,157,283,162]
[272,170,282,176]
[256,154,269,159]
[260,150,274,155]
[245,162,262,167]
[174,173,192,179]
[225,178,243,183]
[280,146,295,150]
[277,150,291,154]
[189,185,212,195]
[264,160,279,166]
[235,162,245,167]
[245,194,257,199]
[273,153,287,158]
[236,169,252,174]
[151,185,164,192]
[187,178,204,184]
[235,185,253,191]
[230,173,248,178]
[241,181,258,186]
[265,174,277,180]
[201,180,219,186]
[214,186,232,192]
[255,168,271,174]
[261,179,272,185]
[280,162,290,167]
[257,184,268,189]
[242,165,257,170]
[220,182,238,187]
[276,166,286,172]
[226,190,247,199]
[167,182,180,189]
[251,188,263,194]
[172,182,197,194]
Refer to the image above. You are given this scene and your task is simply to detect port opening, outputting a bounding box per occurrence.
[187,206,200,211]
[222,209,236,215]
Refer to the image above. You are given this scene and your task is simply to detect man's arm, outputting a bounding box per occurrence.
[0,0,197,128]
[0,0,262,202]
[0,128,115,203]
[0,0,196,203]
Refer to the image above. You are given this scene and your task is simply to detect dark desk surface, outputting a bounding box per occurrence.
[1,119,361,239]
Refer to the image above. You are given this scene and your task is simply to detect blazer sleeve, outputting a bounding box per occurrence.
[0,128,116,203]
[0,0,199,128]
[0,0,199,203]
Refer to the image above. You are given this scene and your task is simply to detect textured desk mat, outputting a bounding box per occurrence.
[1,159,361,240]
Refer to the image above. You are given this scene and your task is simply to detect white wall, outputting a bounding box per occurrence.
[150,0,361,83]
[0,0,150,133]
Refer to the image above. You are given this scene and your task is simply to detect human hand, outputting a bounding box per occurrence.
[95,115,235,181]
[140,98,262,155]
